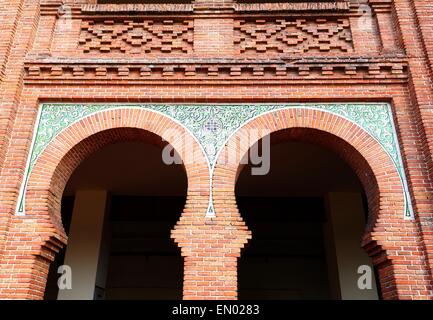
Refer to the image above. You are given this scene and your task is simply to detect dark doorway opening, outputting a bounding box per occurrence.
[44,138,187,300]
[236,138,379,300]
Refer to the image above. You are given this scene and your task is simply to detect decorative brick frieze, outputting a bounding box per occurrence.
[78,19,194,55]
[30,1,389,61]
[234,18,353,55]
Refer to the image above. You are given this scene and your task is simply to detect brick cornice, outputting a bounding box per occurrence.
[78,2,351,14]
[234,1,350,13]
[39,1,353,17]
[23,56,408,84]
[82,3,194,14]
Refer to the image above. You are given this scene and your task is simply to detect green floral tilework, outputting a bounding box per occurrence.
[16,103,413,219]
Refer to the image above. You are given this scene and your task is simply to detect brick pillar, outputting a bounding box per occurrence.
[0,0,41,269]
[29,0,63,56]
[324,192,379,300]
[57,190,109,300]
[0,0,25,79]
[194,18,234,57]
[393,0,433,288]
[0,217,65,299]
[405,0,433,79]
[370,0,403,54]
[193,0,234,57]
[184,255,238,300]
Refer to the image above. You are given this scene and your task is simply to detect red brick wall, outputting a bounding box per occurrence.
[0,0,432,300]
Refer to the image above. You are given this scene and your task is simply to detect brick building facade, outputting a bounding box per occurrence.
[0,0,432,300]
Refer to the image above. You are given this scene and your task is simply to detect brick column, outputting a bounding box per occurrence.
[393,0,433,288]
[324,192,379,299]
[29,0,63,56]
[0,0,41,269]
[0,216,65,299]
[57,190,110,300]
[193,0,234,57]
[0,0,25,80]
[406,0,433,79]
[370,0,403,54]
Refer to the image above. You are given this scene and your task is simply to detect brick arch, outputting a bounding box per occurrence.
[213,108,431,299]
[26,108,209,238]
[234,127,381,230]
[9,108,210,299]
